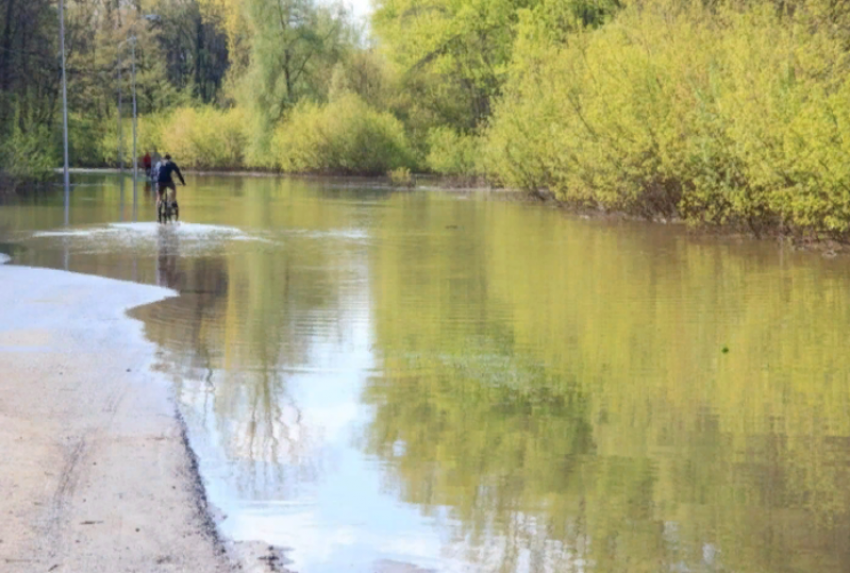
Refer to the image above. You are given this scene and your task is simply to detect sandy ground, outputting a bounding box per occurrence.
[0,261,236,572]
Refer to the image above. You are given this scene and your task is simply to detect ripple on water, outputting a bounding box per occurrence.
[29,222,273,254]
[34,221,258,238]
[109,222,250,238]
[284,228,370,241]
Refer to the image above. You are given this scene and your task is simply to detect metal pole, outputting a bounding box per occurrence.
[131,38,137,222]
[118,55,123,175]
[59,0,70,226]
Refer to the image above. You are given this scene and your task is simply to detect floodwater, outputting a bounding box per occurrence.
[3,173,850,573]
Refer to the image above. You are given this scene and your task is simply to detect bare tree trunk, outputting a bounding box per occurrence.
[17,10,30,131]
[195,12,204,100]
[0,0,15,92]
[284,49,292,101]
[0,0,17,129]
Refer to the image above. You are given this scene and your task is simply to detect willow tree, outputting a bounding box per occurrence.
[372,0,538,132]
[233,0,354,163]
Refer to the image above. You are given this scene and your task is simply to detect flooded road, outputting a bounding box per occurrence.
[3,173,850,572]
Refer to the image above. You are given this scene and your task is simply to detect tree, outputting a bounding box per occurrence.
[232,0,354,163]
[241,0,353,114]
[0,0,61,134]
[151,0,230,103]
[372,0,537,131]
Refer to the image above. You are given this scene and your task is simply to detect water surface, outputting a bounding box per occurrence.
[3,174,850,573]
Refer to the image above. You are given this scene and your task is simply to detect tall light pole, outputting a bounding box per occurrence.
[117,56,123,174]
[118,48,124,220]
[59,0,70,226]
[131,36,138,221]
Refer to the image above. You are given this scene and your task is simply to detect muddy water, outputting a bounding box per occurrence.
[4,173,850,572]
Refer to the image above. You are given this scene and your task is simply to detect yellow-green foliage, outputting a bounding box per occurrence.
[388,166,414,187]
[485,0,850,236]
[156,107,247,169]
[98,107,247,170]
[271,94,414,175]
[425,127,480,176]
[1,125,56,182]
[99,115,167,166]
[67,115,106,167]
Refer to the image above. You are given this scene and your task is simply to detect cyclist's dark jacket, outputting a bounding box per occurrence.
[157,161,185,185]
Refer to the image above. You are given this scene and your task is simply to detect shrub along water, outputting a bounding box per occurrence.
[96,97,413,177]
[483,0,850,239]
[426,127,480,177]
[98,115,166,167]
[1,125,56,185]
[271,94,414,176]
[157,107,247,170]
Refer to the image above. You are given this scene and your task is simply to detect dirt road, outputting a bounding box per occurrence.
[0,262,232,572]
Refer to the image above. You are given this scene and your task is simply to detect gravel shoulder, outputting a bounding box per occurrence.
[0,262,233,572]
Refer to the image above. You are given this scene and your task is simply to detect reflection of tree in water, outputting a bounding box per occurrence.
[364,347,850,573]
[207,249,339,498]
[208,346,321,500]
[362,354,602,572]
[139,238,349,499]
[364,190,850,573]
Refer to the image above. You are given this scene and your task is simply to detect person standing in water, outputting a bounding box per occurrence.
[143,152,152,178]
[157,154,186,221]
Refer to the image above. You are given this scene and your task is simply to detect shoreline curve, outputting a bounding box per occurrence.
[0,262,238,572]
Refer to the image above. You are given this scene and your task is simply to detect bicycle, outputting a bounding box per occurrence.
[157,187,179,224]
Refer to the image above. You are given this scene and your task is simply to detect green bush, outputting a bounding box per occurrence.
[67,114,106,167]
[425,127,479,176]
[271,94,415,176]
[98,107,247,170]
[99,115,167,167]
[1,125,56,183]
[162,107,247,169]
[388,166,414,187]
[484,0,850,236]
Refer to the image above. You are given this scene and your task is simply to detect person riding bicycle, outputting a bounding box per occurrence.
[157,154,186,222]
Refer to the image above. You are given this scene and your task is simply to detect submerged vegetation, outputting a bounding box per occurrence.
[4,0,850,236]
